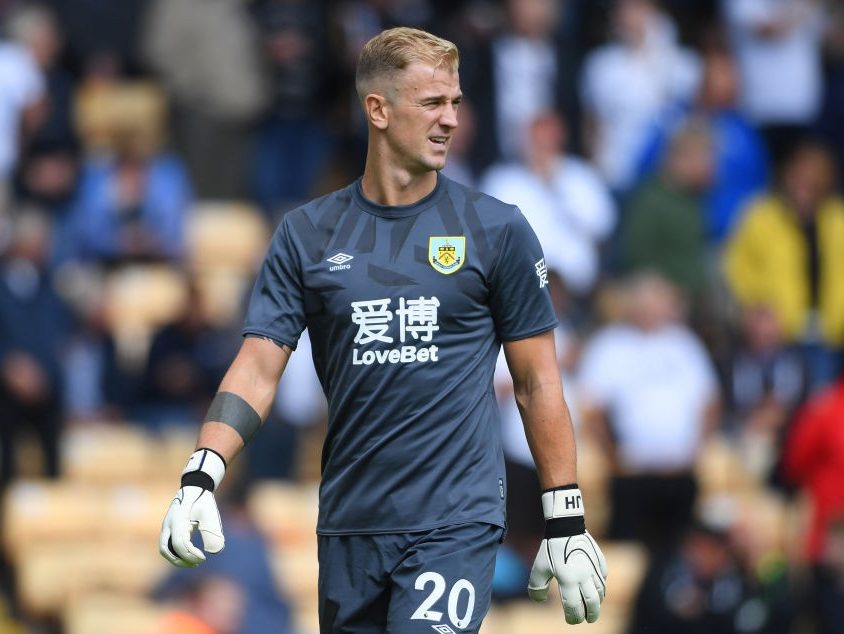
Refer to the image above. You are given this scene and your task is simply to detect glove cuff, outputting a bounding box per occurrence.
[181,448,226,491]
[541,485,586,538]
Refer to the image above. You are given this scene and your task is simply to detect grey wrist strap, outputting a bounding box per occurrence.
[204,391,263,444]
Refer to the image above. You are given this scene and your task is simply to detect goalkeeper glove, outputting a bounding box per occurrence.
[159,448,226,567]
[528,485,608,624]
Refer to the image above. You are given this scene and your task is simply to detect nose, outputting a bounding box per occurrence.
[440,103,459,130]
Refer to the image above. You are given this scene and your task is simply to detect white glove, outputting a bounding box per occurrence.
[159,448,227,567]
[528,486,608,624]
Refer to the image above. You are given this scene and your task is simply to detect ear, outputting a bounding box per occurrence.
[364,93,389,130]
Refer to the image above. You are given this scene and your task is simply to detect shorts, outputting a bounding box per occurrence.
[317,522,504,634]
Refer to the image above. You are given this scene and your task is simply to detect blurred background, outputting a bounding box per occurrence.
[1,0,844,632]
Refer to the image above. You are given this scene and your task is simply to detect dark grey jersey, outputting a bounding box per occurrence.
[243,174,558,534]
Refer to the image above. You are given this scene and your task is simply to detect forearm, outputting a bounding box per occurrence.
[515,380,578,489]
[195,337,290,464]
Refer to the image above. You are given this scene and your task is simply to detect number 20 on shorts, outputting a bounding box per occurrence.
[411,571,476,631]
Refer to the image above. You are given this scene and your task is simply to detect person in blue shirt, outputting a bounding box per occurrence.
[636,49,769,244]
[159,27,607,633]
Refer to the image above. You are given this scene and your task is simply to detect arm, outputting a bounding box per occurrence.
[159,336,291,567]
[505,331,608,624]
[503,330,576,488]
[196,336,292,463]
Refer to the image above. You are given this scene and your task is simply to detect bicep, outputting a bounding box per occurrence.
[502,330,560,393]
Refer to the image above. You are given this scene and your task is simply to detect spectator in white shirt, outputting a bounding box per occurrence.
[0,15,47,184]
[724,0,825,164]
[480,111,616,295]
[581,0,701,191]
[578,272,720,551]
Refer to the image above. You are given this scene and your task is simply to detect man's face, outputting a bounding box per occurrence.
[383,62,461,174]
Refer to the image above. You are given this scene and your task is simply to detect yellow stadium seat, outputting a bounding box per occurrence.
[246,481,319,549]
[62,424,158,484]
[186,202,269,274]
[64,593,165,634]
[17,541,169,616]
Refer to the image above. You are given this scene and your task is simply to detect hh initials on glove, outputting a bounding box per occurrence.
[528,485,608,624]
[159,448,227,567]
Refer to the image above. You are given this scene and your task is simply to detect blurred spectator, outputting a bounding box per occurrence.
[464,0,581,171]
[142,0,268,199]
[581,0,701,192]
[154,478,294,634]
[152,574,245,634]
[622,120,713,305]
[817,1,844,185]
[0,209,71,486]
[59,124,192,264]
[637,49,770,243]
[724,140,844,392]
[481,111,616,295]
[628,509,790,634]
[5,4,75,153]
[135,281,238,430]
[44,0,149,76]
[721,305,808,481]
[60,267,133,422]
[578,273,720,551]
[0,7,46,184]
[251,0,339,216]
[723,0,825,166]
[782,374,844,634]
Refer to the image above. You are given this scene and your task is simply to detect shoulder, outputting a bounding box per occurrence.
[278,183,355,235]
[442,174,520,228]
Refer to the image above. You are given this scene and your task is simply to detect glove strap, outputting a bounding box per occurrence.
[180,448,227,491]
[542,485,586,538]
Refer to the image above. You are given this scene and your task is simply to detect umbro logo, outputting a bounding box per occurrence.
[327,253,353,271]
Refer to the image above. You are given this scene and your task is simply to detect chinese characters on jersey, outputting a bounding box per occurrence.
[350,296,441,365]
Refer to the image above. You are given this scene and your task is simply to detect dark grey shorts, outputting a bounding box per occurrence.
[317,522,504,634]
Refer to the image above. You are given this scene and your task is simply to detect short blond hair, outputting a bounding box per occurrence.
[355,27,459,100]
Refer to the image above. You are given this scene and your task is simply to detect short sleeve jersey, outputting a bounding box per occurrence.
[243,174,557,534]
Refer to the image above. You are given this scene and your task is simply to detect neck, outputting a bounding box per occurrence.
[361,147,438,206]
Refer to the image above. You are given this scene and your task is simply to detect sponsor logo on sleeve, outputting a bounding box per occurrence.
[535,258,548,288]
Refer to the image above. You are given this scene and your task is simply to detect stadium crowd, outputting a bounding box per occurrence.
[1,0,844,632]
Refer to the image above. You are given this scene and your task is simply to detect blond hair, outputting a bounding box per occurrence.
[355,27,459,100]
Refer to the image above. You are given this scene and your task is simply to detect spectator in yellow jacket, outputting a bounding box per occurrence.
[724,141,844,390]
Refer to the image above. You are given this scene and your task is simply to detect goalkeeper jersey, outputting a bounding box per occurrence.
[243,173,558,534]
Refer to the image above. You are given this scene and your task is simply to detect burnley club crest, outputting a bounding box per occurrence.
[429,236,466,275]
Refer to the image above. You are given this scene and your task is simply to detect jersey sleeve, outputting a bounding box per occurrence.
[488,207,559,340]
[241,216,306,349]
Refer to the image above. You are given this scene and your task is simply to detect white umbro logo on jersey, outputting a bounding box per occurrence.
[432,626,456,634]
[327,253,353,271]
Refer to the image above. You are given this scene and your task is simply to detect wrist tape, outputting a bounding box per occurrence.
[542,484,586,538]
[180,448,227,492]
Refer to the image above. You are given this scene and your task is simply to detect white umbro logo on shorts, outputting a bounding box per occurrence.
[327,253,354,271]
[432,626,456,634]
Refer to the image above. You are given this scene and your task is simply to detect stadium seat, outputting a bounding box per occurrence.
[74,81,167,155]
[61,424,158,484]
[186,202,269,274]
[246,481,319,549]
[16,541,169,616]
[63,593,165,634]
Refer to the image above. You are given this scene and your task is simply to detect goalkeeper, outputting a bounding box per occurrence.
[160,26,607,633]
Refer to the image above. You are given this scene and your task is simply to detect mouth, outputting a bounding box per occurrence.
[429,136,449,147]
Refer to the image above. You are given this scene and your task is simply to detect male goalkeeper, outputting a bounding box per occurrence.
[160,26,607,633]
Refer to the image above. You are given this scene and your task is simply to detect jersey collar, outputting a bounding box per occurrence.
[352,172,446,219]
